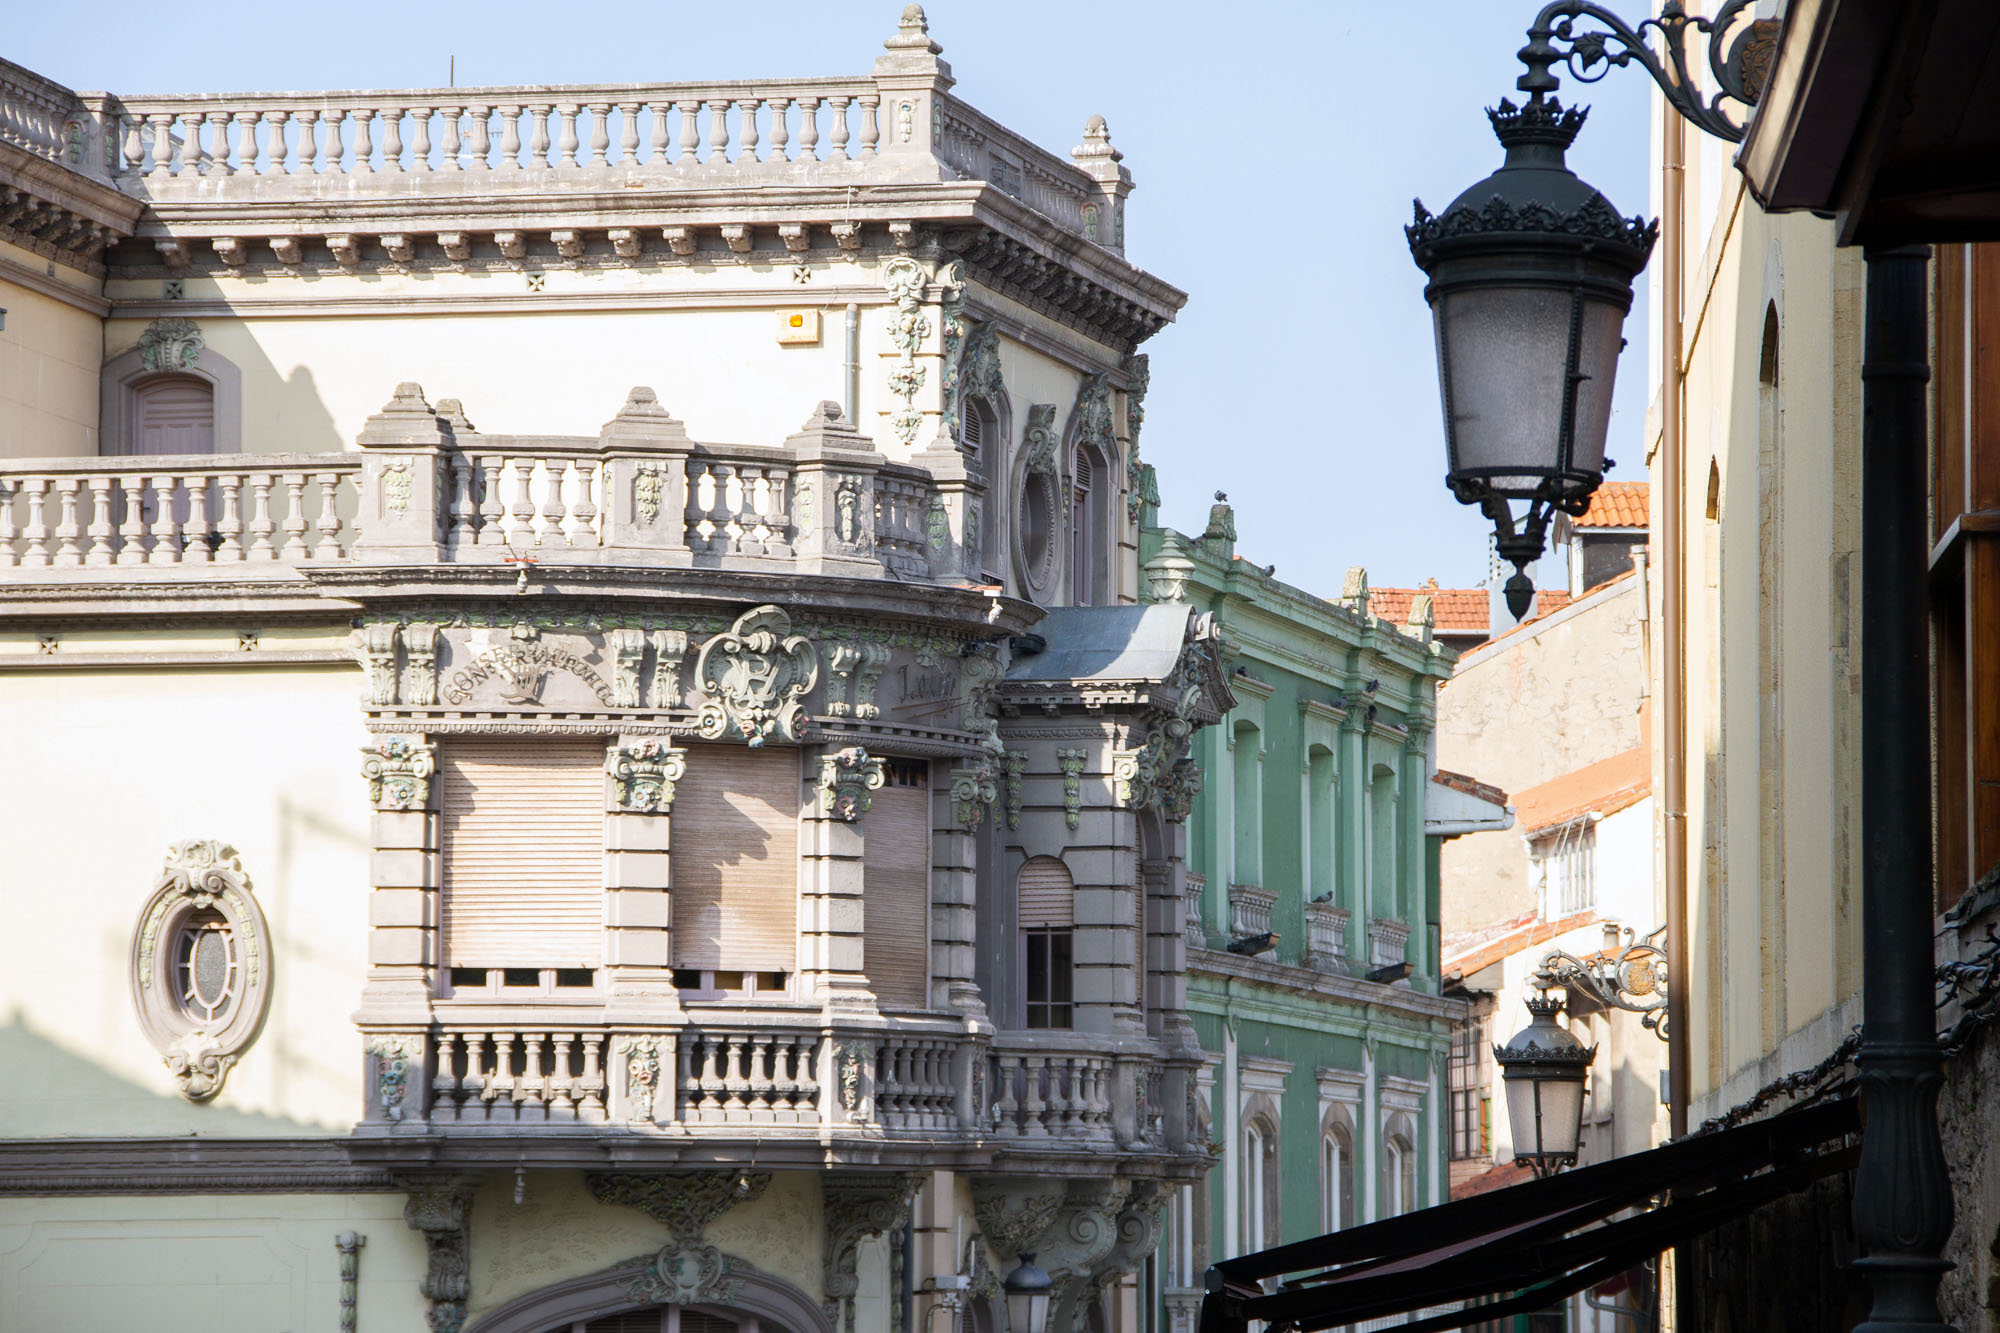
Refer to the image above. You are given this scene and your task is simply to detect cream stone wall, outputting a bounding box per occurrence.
[0,236,104,459]
[0,1192,429,1331]
[1435,578,1645,927]
[0,662,370,1135]
[1661,171,1866,1116]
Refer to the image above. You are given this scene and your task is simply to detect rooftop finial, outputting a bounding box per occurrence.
[1071,114,1121,164]
[884,4,942,54]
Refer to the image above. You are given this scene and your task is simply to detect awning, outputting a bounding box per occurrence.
[1198,1097,1859,1333]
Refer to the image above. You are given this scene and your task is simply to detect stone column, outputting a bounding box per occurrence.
[358,732,439,1027]
[800,747,874,1015]
[602,736,684,1028]
[1338,709,1369,968]
[931,760,982,1019]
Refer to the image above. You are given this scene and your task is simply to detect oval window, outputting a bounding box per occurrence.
[1019,471,1055,590]
[177,909,238,1025]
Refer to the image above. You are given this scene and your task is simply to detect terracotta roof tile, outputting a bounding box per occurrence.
[1452,1159,1538,1199]
[1572,481,1649,529]
[1370,579,1490,633]
[1512,745,1651,836]
[1442,909,1600,979]
[1433,769,1509,805]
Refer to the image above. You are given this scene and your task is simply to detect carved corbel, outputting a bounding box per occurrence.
[606,737,688,813]
[1022,403,1059,475]
[778,222,809,253]
[362,735,437,811]
[950,755,998,831]
[830,220,862,250]
[437,232,471,261]
[817,746,886,821]
[399,1175,479,1333]
[824,1173,923,1333]
[381,234,416,264]
[720,224,752,253]
[154,237,190,269]
[663,226,697,256]
[551,229,585,259]
[326,233,361,267]
[609,228,642,258]
[357,622,401,705]
[269,236,303,266]
[824,643,865,718]
[402,622,440,705]
[494,231,527,260]
[211,237,246,267]
[588,1171,772,1308]
[852,640,892,719]
[609,627,646,708]
[650,628,689,707]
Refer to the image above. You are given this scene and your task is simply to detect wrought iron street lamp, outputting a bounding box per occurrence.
[1495,990,1597,1177]
[1003,1250,1053,1333]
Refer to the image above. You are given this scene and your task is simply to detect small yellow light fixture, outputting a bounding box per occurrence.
[776,309,821,345]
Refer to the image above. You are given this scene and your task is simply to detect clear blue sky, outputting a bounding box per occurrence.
[11,1,1653,601]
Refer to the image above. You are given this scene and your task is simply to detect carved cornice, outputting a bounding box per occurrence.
[0,1138,399,1194]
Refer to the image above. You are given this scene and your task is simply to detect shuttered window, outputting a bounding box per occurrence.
[865,760,932,1011]
[130,376,215,455]
[670,745,800,973]
[439,739,606,969]
[1017,856,1074,927]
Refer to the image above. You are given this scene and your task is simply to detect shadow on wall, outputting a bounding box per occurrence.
[0,1007,332,1137]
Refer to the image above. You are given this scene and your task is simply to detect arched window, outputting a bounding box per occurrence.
[1243,1111,1281,1252]
[1384,1129,1417,1217]
[561,1308,786,1332]
[1368,765,1398,921]
[1321,1116,1356,1232]
[960,395,1002,579]
[1071,448,1099,605]
[129,374,216,455]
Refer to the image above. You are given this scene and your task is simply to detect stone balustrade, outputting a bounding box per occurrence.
[0,58,97,172]
[678,1026,823,1126]
[1183,872,1208,951]
[1304,899,1352,974]
[428,1026,612,1125]
[0,454,361,569]
[1368,917,1412,971]
[986,1034,1120,1145]
[1227,883,1276,941]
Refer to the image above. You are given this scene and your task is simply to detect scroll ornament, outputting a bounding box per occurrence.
[818,746,887,821]
[694,605,820,747]
[607,738,688,812]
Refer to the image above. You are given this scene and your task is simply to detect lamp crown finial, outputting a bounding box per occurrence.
[1488,96,1588,151]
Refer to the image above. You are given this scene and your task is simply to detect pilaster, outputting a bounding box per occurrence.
[358,732,439,1025]
[602,735,685,1024]
[800,745,875,1016]
[1337,709,1369,969]
[1399,723,1432,979]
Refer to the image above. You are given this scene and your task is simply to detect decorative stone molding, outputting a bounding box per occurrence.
[136,316,204,371]
[694,605,819,746]
[1056,748,1087,830]
[1305,900,1353,974]
[588,1170,772,1309]
[401,1175,478,1333]
[357,621,401,705]
[618,1036,665,1124]
[361,735,436,811]
[1184,873,1208,950]
[950,756,998,830]
[934,260,968,445]
[403,623,440,706]
[957,646,1003,751]
[1002,750,1027,830]
[1123,353,1150,520]
[1022,402,1059,476]
[824,1173,922,1333]
[835,1039,870,1120]
[958,319,1005,410]
[825,639,892,719]
[367,1034,423,1121]
[130,840,273,1102]
[817,746,886,821]
[609,627,646,707]
[882,254,931,445]
[336,1232,365,1333]
[1369,917,1412,970]
[650,627,688,706]
[606,738,687,812]
[441,621,620,710]
[1069,371,1115,474]
[971,1181,1066,1260]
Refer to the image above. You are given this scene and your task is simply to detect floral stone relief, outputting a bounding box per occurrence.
[694,605,819,746]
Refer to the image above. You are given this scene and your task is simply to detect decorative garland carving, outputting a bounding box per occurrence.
[606,738,688,812]
[1056,748,1087,831]
[817,746,886,821]
[368,1034,423,1122]
[400,1177,478,1333]
[935,261,968,445]
[336,1232,365,1333]
[824,1173,923,1333]
[883,256,932,445]
[1123,353,1150,521]
[137,316,203,371]
[1003,750,1028,830]
[694,605,820,746]
[361,735,436,811]
[959,320,1005,409]
[634,462,665,525]
[130,840,273,1103]
[836,1040,870,1119]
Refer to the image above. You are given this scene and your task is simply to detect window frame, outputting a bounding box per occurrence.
[101,335,243,456]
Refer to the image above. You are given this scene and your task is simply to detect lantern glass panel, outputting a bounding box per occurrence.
[1567,294,1629,480]
[1435,284,1574,493]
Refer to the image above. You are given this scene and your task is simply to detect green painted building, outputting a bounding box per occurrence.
[1136,490,1511,1331]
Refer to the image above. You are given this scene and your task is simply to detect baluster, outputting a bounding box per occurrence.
[204,111,232,175]
[477,455,506,546]
[146,115,172,179]
[496,105,522,169]
[0,481,15,568]
[350,108,375,173]
[679,102,702,165]
[446,455,475,548]
[279,473,309,558]
[114,475,148,565]
[463,1032,491,1121]
[705,99,731,165]
[313,473,343,558]
[556,104,581,167]
[768,98,792,163]
[723,1036,751,1114]
[438,105,462,171]
[699,1037,725,1114]
[246,474,276,560]
[650,99,673,165]
[464,104,489,170]
[50,479,82,568]
[771,1037,799,1116]
[520,1032,547,1114]
[431,1034,462,1123]
[745,1038,772,1115]
[230,110,258,175]
[684,461,708,547]
[715,465,742,554]
[797,98,820,160]
[616,102,641,166]
[994,1055,1020,1134]
[510,459,537,543]
[571,460,598,546]
[859,94,881,156]
[1021,1056,1048,1136]
[181,475,212,565]
[320,109,346,174]
[580,1035,606,1120]
[585,103,611,166]
[295,110,318,175]
[147,475,181,564]
[487,1033,516,1118]
[379,106,406,172]
[539,458,568,545]
[175,112,202,177]
[410,105,435,171]
[549,1034,576,1116]
[738,98,761,163]
[827,96,851,161]
[214,473,244,561]
[264,110,290,174]
[528,105,553,168]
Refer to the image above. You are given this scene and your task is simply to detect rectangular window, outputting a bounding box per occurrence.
[670,745,800,977]
[1023,928,1074,1029]
[1449,1009,1491,1160]
[864,760,932,1011]
[438,738,605,971]
[1543,822,1597,916]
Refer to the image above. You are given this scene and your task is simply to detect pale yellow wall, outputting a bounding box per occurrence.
[0,663,370,1135]
[0,237,103,459]
[0,1193,428,1331]
[1663,171,1866,1116]
[1435,580,1645,929]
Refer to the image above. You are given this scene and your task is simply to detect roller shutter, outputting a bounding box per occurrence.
[439,738,606,968]
[670,745,800,972]
[1018,856,1074,928]
[865,761,932,1011]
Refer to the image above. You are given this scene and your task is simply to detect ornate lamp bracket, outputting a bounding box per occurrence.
[1517,0,1776,144]
[1530,924,1671,1040]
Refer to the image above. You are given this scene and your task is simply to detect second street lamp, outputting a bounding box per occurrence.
[1495,990,1597,1177]
[1405,94,1656,621]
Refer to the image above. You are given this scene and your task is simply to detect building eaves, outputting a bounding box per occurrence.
[1513,745,1651,837]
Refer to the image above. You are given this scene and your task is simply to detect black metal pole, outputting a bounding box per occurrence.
[1852,243,1955,1332]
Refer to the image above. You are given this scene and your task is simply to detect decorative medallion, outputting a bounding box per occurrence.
[694,605,820,747]
[136,316,203,372]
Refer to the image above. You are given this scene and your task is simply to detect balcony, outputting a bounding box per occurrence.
[1304,899,1352,974]
[354,1009,1187,1172]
